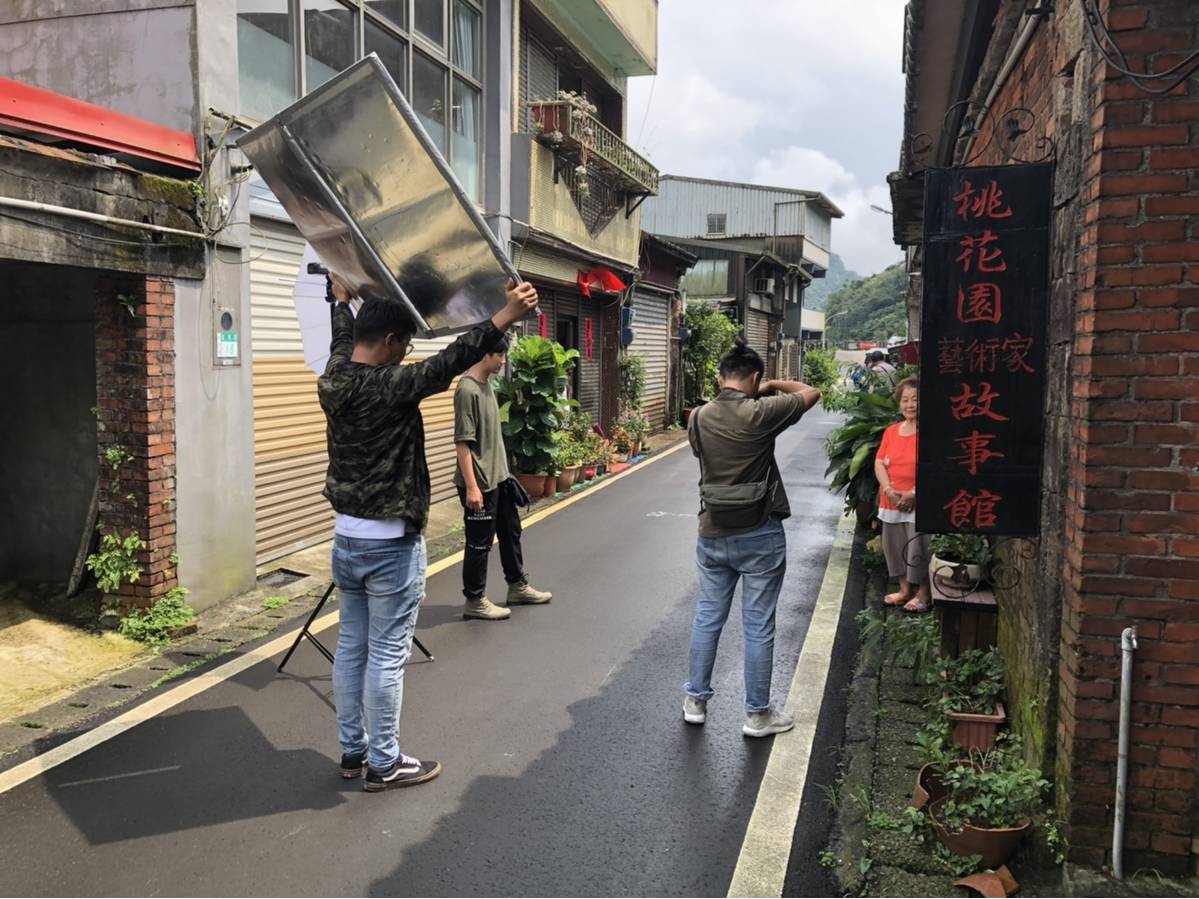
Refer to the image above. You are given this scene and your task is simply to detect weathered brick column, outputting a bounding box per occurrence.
[94,274,178,606]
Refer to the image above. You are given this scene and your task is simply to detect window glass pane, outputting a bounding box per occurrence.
[366,18,408,93]
[237,0,295,121]
[413,52,447,152]
[452,1,480,79]
[452,77,481,201]
[365,1,405,29]
[304,0,356,92]
[414,0,445,45]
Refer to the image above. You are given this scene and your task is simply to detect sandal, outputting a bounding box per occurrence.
[884,591,912,606]
[902,595,932,613]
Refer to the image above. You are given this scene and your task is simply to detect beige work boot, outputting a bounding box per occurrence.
[463,597,511,620]
[507,579,552,605]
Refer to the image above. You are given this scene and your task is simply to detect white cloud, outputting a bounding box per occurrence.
[628,0,908,275]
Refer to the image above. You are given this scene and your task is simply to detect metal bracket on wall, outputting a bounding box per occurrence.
[625,193,649,219]
[906,101,1056,173]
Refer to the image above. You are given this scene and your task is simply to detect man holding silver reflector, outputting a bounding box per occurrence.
[319,275,536,791]
[237,54,541,792]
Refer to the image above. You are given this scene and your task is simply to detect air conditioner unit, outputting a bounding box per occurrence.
[754,277,775,296]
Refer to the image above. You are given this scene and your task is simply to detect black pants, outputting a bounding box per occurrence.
[459,481,525,600]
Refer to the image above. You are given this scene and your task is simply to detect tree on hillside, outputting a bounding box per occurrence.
[803,253,860,311]
[824,262,908,346]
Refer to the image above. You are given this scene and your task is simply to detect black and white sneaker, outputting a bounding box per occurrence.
[363,753,443,792]
[340,752,366,779]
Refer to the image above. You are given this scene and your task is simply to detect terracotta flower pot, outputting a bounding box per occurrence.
[947,701,1007,754]
[632,440,642,457]
[543,474,558,496]
[516,473,545,500]
[582,465,597,480]
[929,798,1031,869]
[557,467,579,492]
[911,762,950,811]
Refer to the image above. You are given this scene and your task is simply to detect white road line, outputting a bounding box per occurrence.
[727,513,856,898]
[0,440,691,798]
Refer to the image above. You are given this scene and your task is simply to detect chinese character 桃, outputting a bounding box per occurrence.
[952,179,1014,221]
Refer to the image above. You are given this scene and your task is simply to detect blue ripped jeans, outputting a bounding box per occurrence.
[331,534,426,771]
[685,518,787,713]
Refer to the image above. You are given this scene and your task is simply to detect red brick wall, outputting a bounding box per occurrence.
[95,274,178,606]
[967,0,1198,874]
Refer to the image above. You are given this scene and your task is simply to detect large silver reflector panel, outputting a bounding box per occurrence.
[237,55,519,337]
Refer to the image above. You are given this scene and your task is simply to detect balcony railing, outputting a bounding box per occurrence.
[526,100,659,197]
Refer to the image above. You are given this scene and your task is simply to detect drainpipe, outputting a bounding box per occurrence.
[1112,625,1138,880]
[0,195,205,241]
[959,0,1050,161]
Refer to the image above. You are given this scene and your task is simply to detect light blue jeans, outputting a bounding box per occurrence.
[686,517,787,713]
[331,534,426,771]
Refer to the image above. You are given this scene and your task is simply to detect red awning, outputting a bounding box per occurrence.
[0,78,201,172]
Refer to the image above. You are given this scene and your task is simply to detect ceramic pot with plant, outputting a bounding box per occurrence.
[929,533,992,588]
[939,649,1007,752]
[929,747,1046,869]
[610,423,634,461]
[555,438,584,492]
[495,335,579,483]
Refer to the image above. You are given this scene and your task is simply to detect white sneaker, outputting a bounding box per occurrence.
[743,707,795,738]
[463,597,511,620]
[683,696,707,725]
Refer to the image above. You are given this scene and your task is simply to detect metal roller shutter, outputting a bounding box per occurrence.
[629,291,670,431]
[250,220,458,565]
[745,309,772,365]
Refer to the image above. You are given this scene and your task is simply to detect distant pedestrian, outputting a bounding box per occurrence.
[454,340,553,620]
[867,350,898,390]
[875,377,930,613]
[684,337,822,737]
[319,273,538,791]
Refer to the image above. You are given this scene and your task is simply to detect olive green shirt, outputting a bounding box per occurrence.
[453,375,511,492]
[689,388,808,538]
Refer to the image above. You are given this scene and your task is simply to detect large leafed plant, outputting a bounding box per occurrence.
[496,336,579,475]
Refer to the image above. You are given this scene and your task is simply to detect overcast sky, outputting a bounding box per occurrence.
[626,0,908,277]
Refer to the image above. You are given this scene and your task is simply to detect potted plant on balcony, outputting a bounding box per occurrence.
[496,336,579,501]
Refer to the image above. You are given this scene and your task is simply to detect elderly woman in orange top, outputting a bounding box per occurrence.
[875,377,931,613]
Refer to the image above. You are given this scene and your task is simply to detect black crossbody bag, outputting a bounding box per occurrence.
[690,405,777,530]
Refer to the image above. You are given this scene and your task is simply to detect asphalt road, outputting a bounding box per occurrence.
[0,409,844,898]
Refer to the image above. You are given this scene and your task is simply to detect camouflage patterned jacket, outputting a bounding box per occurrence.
[318,302,507,531]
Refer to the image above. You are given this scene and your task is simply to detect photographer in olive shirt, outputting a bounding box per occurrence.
[455,343,553,620]
[684,337,821,738]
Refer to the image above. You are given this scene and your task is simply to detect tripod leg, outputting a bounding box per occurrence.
[278,582,336,673]
[413,636,434,662]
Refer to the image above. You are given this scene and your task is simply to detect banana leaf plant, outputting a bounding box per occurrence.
[495,335,579,475]
[824,389,901,520]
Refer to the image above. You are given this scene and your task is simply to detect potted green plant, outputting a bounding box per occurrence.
[555,438,585,492]
[614,408,649,457]
[929,533,993,588]
[496,336,579,500]
[939,649,1007,753]
[929,746,1046,869]
[610,423,634,461]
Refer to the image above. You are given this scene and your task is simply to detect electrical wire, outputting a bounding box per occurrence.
[1081,0,1199,96]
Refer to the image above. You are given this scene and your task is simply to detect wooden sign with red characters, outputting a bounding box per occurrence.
[917,162,1052,536]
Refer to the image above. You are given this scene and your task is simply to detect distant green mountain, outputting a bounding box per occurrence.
[824,262,908,347]
[803,253,859,311]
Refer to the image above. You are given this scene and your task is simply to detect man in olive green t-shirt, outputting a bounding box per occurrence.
[454,346,553,620]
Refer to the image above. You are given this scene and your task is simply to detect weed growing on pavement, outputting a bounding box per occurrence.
[148,648,232,689]
[818,850,837,868]
[1041,819,1068,865]
[933,843,982,877]
[858,841,873,875]
[119,587,197,645]
[262,595,290,610]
